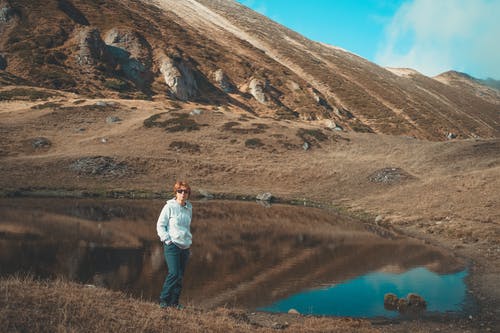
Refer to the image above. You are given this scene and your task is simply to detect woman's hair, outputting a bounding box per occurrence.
[173,180,191,195]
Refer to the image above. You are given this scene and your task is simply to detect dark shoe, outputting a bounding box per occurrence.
[160,302,184,310]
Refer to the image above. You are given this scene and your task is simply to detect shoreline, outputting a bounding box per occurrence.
[1,188,495,330]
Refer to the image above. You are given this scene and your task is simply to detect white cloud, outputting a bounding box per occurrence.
[375,0,500,79]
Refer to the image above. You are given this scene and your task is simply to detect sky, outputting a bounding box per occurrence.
[236,0,500,80]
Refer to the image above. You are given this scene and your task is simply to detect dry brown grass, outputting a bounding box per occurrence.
[0,276,380,333]
[0,94,498,331]
[1,0,498,139]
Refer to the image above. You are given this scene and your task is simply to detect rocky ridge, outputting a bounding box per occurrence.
[0,0,498,140]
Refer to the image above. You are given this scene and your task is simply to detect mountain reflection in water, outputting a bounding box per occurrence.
[0,198,467,317]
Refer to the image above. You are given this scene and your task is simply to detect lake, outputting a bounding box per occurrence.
[0,197,471,318]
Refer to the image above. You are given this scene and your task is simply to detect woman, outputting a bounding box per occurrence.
[156,180,192,309]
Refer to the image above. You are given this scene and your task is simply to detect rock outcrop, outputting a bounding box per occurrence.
[248,78,268,104]
[213,68,235,93]
[310,88,332,111]
[75,27,109,68]
[104,28,153,88]
[332,106,354,119]
[0,1,17,23]
[158,54,198,101]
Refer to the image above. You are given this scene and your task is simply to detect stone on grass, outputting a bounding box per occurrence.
[106,116,121,123]
[368,167,415,185]
[198,189,214,199]
[256,192,273,202]
[190,108,203,116]
[31,137,51,149]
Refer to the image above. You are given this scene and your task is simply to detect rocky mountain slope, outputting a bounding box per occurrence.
[0,0,498,140]
[434,70,500,105]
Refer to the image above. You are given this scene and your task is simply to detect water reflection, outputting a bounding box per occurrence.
[259,267,469,318]
[0,198,468,318]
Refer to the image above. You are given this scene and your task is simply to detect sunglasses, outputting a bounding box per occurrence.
[176,189,190,194]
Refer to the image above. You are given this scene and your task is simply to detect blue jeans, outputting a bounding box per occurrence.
[160,243,190,306]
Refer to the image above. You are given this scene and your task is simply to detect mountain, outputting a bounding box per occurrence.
[0,0,499,140]
[434,70,500,106]
[481,78,500,91]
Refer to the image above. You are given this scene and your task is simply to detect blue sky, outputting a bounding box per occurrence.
[236,0,500,80]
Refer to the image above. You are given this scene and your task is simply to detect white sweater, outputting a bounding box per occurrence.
[156,198,192,249]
